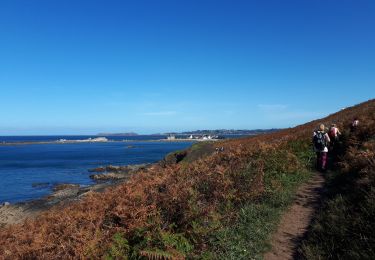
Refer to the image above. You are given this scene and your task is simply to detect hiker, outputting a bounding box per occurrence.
[351,117,359,132]
[313,124,331,172]
[328,123,341,149]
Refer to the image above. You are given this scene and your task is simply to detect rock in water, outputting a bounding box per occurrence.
[88,166,106,173]
[90,173,127,181]
[53,184,80,192]
[32,182,50,188]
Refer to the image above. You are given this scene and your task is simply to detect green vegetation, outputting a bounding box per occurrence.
[210,172,310,259]
[206,140,313,259]
[82,115,375,259]
[162,141,216,167]
[1,100,373,259]
[102,139,314,260]
[301,131,375,259]
[181,141,216,164]
[105,233,130,259]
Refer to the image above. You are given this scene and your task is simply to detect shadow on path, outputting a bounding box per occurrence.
[264,172,325,260]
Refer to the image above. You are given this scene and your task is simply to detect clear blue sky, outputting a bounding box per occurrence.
[0,0,374,135]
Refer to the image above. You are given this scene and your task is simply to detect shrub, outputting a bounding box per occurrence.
[300,107,375,259]
[0,99,374,259]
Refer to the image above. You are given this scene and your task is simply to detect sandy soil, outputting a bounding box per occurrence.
[264,173,325,260]
[0,200,50,227]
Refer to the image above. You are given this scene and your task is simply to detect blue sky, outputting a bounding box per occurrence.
[0,0,374,135]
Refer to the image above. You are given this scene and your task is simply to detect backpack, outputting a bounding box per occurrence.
[328,127,336,139]
[313,131,326,151]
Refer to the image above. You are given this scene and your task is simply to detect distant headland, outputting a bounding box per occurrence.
[96,129,281,137]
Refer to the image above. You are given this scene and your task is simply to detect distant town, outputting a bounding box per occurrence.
[164,129,281,136]
[97,129,280,137]
[164,129,281,141]
[94,129,281,142]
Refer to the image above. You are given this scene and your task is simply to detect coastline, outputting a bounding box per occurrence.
[0,163,151,227]
[0,139,202,146]
[0,138,216,227]
[0,181,123,227]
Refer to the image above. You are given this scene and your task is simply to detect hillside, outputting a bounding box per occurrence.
[164,129,280,136]
[0,99,374,259]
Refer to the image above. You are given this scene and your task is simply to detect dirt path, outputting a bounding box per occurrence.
[264,173,325,260]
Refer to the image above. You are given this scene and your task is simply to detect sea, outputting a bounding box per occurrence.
[0,135,193,204]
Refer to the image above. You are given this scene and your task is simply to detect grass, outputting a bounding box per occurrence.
[0,100,373,259]
[300,126,375,259]
[181,141,216,164]
[209,171,311,260]
[202,140,314,259]
[101,139,314,260]
[162,142,215,166]
[300,170,375,259]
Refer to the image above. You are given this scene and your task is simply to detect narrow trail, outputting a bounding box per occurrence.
[264,172,325,260]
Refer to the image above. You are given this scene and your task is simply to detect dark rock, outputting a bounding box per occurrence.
[77,187,91,196]
[53,184,80,192]
[90,173,127,181]
[104,165,129,173]
[127,163,148,171]
[88,166,106,173]
[32,182,50,188]
[90,164,149,181]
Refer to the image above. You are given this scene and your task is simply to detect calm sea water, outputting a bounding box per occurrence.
[0,135,166,143]
[0,136,193,203]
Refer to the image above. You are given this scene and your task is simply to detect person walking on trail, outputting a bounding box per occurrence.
[351,117,359,132]
[328,123,341,149]
[313,124,331,172]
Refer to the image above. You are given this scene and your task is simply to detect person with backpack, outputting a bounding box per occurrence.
[313,124,331,172]
[328,123,341,149]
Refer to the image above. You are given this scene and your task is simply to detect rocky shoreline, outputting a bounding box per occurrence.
[0,163,151,227]
[0,142,203,228]
[88,164,149,181]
